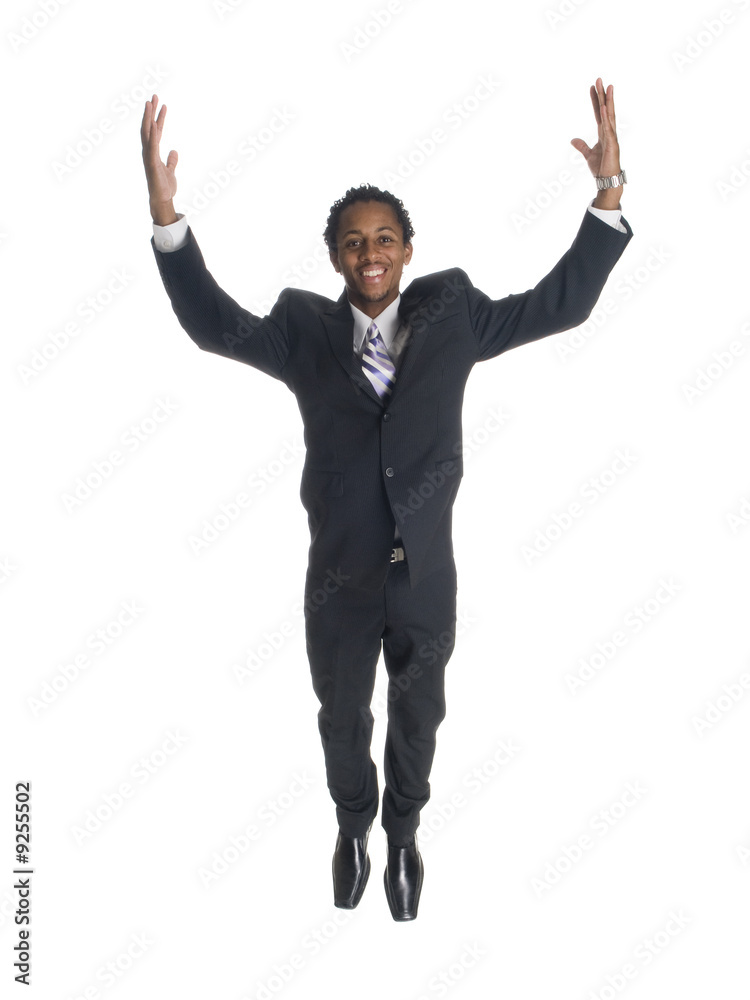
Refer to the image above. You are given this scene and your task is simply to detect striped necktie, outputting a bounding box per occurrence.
[361,321,396,399]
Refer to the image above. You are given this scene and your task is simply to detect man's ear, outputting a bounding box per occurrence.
[404,242,413,266]
[329,250,340,273]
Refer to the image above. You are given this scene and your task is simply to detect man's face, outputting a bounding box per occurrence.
[329,200,412,318]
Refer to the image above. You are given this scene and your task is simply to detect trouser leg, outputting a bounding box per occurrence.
[380,558,457,845]
[304,569,384,838]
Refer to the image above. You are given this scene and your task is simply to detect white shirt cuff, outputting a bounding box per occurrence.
[153,212,188,252]
[587,198,626,234]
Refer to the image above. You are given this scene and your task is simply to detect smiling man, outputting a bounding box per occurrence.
[329,200,413,314]
[142,78,632,920]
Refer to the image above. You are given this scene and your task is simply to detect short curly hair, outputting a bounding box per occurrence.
[323,183,415,251]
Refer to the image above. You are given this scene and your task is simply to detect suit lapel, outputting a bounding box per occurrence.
[391,281,431,393]
[321,292,383,406]
[321,278,452,406]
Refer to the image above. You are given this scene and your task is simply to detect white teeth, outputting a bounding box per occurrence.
[362,269,385,277]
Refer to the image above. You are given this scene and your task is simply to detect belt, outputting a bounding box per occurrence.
[390,546,406,563]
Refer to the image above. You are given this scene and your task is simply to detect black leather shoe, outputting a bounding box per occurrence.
[332,822,373,909]
[384,835,423,921]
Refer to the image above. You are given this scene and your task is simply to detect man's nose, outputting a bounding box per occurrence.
[358,241,380,260]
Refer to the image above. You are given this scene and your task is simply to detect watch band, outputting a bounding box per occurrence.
[595,169,627,190]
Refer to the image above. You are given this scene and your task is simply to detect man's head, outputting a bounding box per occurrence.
[324,184,414,318]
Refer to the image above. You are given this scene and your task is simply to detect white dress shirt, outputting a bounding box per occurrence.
[350,295,409,361]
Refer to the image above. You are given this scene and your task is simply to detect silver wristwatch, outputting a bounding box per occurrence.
[595,170,627,190]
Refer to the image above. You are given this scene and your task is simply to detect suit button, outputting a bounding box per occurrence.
[385,467,394,477]
[383,413,391,422]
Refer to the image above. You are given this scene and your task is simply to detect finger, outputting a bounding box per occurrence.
[166,149,178,172]
[601,95,618,137]
[140,95,155,144]
[597,79,616,125]
[145,100,168,163]
[141,94,162,149]
[606,83,616,128]
[570,138,591,158]
[598,80,609,134]
[589,84,601,126]
[600,103,612,142]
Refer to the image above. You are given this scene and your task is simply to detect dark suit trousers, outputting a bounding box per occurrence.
[304,557,457,845]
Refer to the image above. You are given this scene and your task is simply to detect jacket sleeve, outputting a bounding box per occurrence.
[468,208,634,362]
[151,225,290,382]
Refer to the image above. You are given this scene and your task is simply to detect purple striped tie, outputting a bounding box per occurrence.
[362,321,396,399]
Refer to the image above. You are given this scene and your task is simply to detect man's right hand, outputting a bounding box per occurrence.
[141,94,178,226]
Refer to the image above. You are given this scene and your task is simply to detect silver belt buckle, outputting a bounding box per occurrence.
[390,546,405,563]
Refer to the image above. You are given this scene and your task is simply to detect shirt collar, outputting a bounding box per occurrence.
[349,294,402,351]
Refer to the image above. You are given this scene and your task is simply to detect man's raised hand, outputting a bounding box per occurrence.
[570,78,621,180]
[141,94,178,226]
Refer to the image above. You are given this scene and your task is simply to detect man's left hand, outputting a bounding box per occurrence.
[570,77,621,180]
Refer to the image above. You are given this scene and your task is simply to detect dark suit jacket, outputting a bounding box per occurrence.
[152,208,633,589]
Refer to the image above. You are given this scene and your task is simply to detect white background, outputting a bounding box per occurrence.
[3,0,750,997]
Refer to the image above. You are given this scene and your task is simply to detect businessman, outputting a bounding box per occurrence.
[141,79,632,920]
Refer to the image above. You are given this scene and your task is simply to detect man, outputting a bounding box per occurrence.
[141,79,632,920]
